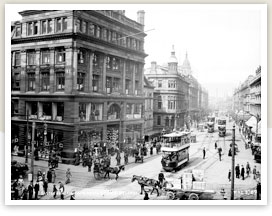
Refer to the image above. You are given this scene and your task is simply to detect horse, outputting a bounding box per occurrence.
[104,165,125,180]
[131,175,160,196]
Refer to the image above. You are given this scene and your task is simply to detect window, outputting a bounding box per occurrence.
[134,104,141,114]
[165,117,169,127]
[112,58,120,70]
[82,21,87,33]
[63,18,67,31]
[56,72,65,90]
[27,52,36,65]
[168,96,176,110]
[56,18,62,32]
[89,24,95,35]
[27,73,35,91]
[57,103,64,119]
[107,30,112,41]
[41,72,50,91]
[56,48,65,64]
[126,104,132,114]
[41,21,47,34]
[33,22,38,35]
[92,75,99,92]
[79,103,86,120]
[158,96,162,109]
[14,52,21,66]
[168,80,176,88]
[112,32,116,42]
[157,116,161,126]
[41,50,50,64]
[106,77,112,93]
[158,80,162,88]
[96,26,101,38]
[125,79,131,94]
[12,100,19,115]
[43,102,52,116]
[48,20,53,33]
[27,23,33,35]
[78,50,85,64]
[12,72,20,90]
[77,73,85,91]
[15,27,21,37]
[112,77,120,92]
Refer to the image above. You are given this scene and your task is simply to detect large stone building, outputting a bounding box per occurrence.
[11,10,147,162]
[144,47,189,133]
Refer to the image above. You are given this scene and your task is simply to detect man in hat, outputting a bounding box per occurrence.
[59,181,65,200]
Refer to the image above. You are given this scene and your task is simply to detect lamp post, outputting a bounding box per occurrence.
[230,124,235,200]
[31,121,36,180]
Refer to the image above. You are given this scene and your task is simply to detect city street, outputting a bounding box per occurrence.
[13,121,260,200]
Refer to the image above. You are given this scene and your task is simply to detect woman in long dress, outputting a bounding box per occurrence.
[38,178,45,196]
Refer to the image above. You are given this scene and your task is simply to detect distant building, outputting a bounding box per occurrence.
[11,10,147,162]
[249,66,261,118]
[145,47,190,132]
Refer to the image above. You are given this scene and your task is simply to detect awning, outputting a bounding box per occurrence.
[246,117,261,135]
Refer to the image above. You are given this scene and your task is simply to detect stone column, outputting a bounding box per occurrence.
[72,47,78,91]
[132,62,135,95]
[35,48,40,93]
[102,54,107,94]
[65,47,73,94]
[103,101,108,121]
[122,60,126,94]
[88,51,94,93]
[49,47,55,93]
[20,50,27,93]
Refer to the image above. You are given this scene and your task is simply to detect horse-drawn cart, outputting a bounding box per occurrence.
[162,187,216,200]
[93,157,107,180]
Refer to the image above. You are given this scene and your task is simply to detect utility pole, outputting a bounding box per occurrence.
[231,124,235,200]
[31,121,36,180]
[25,111,29,163]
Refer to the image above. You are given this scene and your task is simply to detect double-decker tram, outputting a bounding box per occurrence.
[218,117,227,137]
[207,116,215,133]
[161,131,190,172]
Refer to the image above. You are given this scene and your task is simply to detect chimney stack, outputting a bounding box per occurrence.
[151,61,157,71]
[137,10,145,25]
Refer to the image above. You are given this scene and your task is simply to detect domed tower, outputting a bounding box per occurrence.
[168,45,178,74]
[181,51,192,76]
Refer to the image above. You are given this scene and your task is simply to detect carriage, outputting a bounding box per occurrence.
[161,187,216,200]
[93,156,107,180]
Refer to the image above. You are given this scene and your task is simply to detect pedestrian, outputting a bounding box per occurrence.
[215,142,217,149]
[150,146,153,155]
[241,165,245,180]
[43,179,48,194]
[53,184,58,199]
[116,154,121,166]
[34,181,39,200]
[256,181,261,200]
[218,151,222,161]
[59,181,65,200]
[124,152,128,165]
[87,156,93,172]
[246,162,251,178]
[235,164,240,178]
[143,190,149,200]
[203,147,206,159]
[21,186,28,200]
[158,172,165,188]
[51,168,56,183]
[228,169,231,182]
[70,191,75,200]
[47,169,52,183]
[38,177,45,196]
[65,168,72,184]
[28,181,34,200]
[37,169,42,181]
[252,165,257,180]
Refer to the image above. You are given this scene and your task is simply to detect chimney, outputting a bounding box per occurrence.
[137,10,145,25]
[151,61,157,71]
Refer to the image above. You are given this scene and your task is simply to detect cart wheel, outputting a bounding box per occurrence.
[188,193,199,200]
[166,192,175,200]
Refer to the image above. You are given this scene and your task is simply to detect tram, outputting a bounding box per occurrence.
[207,116,215,133]
[161,131,190,172]
[218,117,227,137]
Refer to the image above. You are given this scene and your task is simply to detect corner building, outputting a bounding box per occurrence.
[11,10,147,162]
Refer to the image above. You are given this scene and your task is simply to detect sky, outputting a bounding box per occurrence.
[9,4,264,98]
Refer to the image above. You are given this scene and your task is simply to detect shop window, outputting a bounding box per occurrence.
[106,77,112,94]
[134,104,141,114]
[113,78,120,93]
[126,104,132,114]
[27,73,36,91]
[125,79,131,94]
[77,72,85,91]
[107,104,120,120]
[43,102,52,116]
[41,72,50,91]
[56,72,65,90]
[78,50,85,64]
[57,103,64,120]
